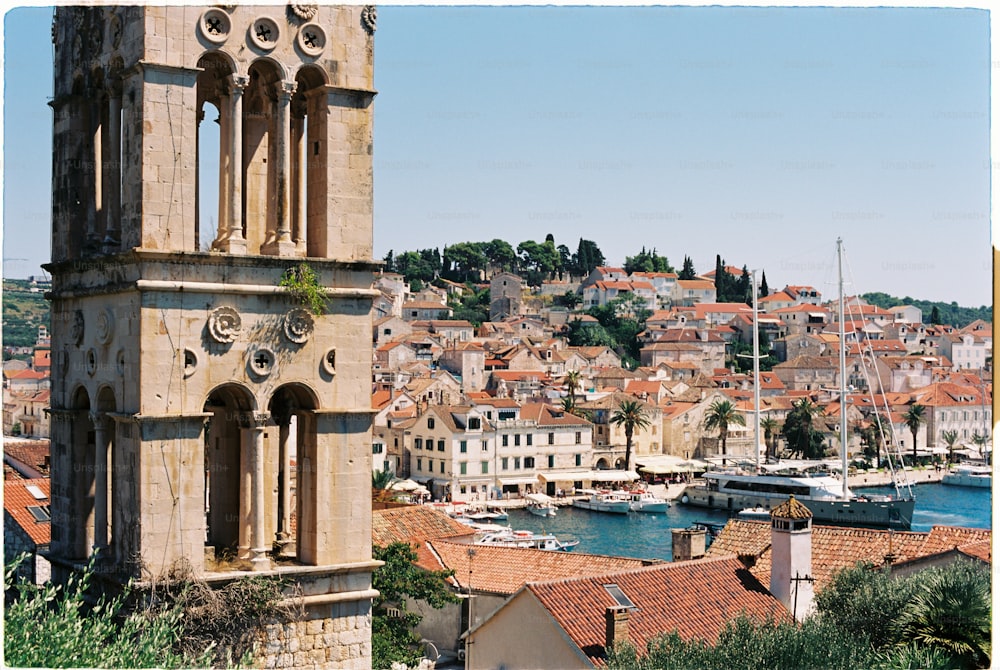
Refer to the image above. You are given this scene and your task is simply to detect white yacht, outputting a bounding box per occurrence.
[624,490,670,513]
[474,529,579,552]
[941,465,992,488]
[572,490,631,514]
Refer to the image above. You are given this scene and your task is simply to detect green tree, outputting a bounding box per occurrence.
[781,398,824,459]
[930,305,942,325]
[894,560,991,669]
[759,270,769,297]
[610,399,651,472]
[903,404,926,463]
[556,290,582,310]
[573,238,606,277]
[941,429,959,465]
[483,238,517,274]
[760,416,779,461]
[442,242,487,283]
[565,369,582,408]
[703,399,746,462]
[737,265,752,305]
[372,542,459,669]
[623,247,672,274]
[4,557,214,668]
[678,255,697,280]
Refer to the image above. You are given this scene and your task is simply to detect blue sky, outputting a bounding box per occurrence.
[2,5,992,306]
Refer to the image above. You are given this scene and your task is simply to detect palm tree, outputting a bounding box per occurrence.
[565,370,582,409]
[760,417,779,461]
[703,399,746,463]
[971,431,989,462]
[372,469,395,502]
[895,561,992,668]
[610,399,651,472]
[903,404,926,464]
[941,429,959,466]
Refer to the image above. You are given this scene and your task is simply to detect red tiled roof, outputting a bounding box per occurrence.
[919,525,992,555]
[372,505,476,571]
[4,478,51,546]
[429,540,654,596]
[3,441,50,477]
[526,556,787,663]
[706,520,989,592]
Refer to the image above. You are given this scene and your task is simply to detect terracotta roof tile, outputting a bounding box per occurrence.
[705,520,986,592]
[4,478,51,546]
[372,505,476,571]
[772,496,813,519]
[430,540,654,595]
[526,556,787,664]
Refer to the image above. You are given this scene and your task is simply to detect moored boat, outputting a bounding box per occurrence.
[625,490,670,513]
[474,528,580,551]
[678,469,914,529]
[572,489,630,514]
[525,492,557,517]
[941,465,992,488]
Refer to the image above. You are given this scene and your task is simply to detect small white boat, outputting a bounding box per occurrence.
[525,493,557,517]
[475,529,580,552]
[463,509,509,522]
[572,489,630,514]
[737,507,772,521]
[941,465,992,488]
[625,490,670,513]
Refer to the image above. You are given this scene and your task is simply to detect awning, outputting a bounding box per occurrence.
[588,470,640,482]
[636,456,709,474]
[538,470,592,481]
[498,476,540,486]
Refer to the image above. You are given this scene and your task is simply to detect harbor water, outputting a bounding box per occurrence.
[501,484,991,562]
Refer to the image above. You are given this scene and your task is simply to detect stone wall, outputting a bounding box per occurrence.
[260,601,372,670]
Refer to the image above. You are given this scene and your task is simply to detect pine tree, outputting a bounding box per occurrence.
[679,255,696,280]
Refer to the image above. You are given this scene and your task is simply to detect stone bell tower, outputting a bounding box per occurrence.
[46,5,379,667]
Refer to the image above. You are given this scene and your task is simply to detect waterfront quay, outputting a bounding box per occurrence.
[458,467,947,513]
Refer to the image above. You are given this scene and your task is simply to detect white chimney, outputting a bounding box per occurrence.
[769,496,815,622]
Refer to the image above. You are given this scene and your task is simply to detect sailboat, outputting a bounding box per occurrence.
[678,240,916,529]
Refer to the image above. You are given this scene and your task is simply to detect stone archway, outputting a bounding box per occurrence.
[203,384,255,562]
[267,383,319,561]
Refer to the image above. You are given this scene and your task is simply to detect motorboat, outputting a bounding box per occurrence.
[737,507,772,521]
[572,489,630,514]
[941,465,992,488]
[474,529,580,552]
[462,508,509,522]
[525,493,557,517]
[624,490,670,513]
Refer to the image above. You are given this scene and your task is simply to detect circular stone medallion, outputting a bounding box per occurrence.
[208,306,242,344]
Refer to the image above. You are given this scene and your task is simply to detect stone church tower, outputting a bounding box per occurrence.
[46,5,378,666]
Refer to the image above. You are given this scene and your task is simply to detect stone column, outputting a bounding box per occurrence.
[250,412,271,571]
[263,80,297,256]
[104,90,122,247]
[294,115,308,255]
[87,101,101,247]
[276,416,292,547]
[220,74,248,254]
[91,412,110,553]
[215,86,231,249]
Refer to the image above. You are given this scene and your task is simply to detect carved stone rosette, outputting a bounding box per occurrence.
[208,306,242,343]
[290,3,318,20]
[283,308,314,344]
[95,308,115,345]
[361,5,377,34]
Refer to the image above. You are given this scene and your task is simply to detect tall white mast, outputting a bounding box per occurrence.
[837,238,849,500]
[752,269,761,474]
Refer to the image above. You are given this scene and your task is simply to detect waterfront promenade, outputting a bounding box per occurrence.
[462,467,948,512]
